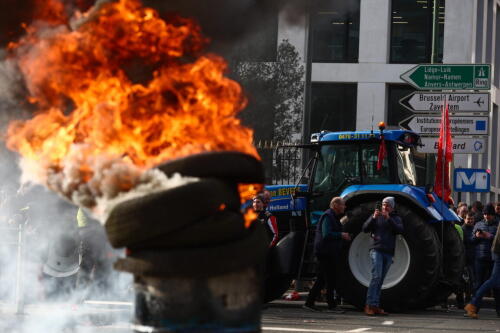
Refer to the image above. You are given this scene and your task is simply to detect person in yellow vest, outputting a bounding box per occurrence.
[77,208,113,299]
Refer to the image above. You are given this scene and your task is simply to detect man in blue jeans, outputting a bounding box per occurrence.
[465,221,500,318]
[362,197,404,316]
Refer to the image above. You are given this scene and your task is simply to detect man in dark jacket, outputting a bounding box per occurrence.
[470,203,499,311]
[303,197,351,312]
[471,201,484,223]
[461,211,477,302]
[362,197,404,316]
[465,217,500,318]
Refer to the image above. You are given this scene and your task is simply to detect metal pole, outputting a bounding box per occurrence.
[301,1,314,170]
[15,223,24,315]
[426,0,440,185]
[430,0,440,64]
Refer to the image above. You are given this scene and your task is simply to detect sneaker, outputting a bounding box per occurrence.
[325,307,345,314]
[303,304,322,312]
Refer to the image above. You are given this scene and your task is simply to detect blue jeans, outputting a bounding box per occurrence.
[471,253,500,310]
[366,249,393,307]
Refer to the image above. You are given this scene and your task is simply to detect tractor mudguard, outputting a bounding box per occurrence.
[340,184,460,223]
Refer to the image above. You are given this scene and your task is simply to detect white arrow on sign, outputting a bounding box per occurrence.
[418,137,487,154]
[399,92,490,113]
[399,115,489,135]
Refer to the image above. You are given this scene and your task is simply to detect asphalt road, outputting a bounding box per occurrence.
[262,300,500,333]
[1,299,499,333]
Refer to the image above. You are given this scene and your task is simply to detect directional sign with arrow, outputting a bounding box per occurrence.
[418,137,487,154]
[399,115,489,136]
[400,64,491,90]
[399,92,490,113]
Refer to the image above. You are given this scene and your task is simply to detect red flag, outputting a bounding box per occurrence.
[434,104,453,201]
[377,135,387,171]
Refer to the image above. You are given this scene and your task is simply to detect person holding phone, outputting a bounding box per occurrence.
[468,203,499,316]
[362,197,404,316]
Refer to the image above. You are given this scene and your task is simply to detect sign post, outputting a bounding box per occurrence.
[418,137,486,154]
[400,64,491,90]
[399,92,490,113]
[399,115,489,136]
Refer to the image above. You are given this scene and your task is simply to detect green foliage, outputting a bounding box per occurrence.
[235,39,305,143]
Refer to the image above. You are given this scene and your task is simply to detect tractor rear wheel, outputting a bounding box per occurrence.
[338,201,442,311]
[424,222,465,306]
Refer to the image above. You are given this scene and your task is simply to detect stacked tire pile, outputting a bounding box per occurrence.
[104,152,268,333]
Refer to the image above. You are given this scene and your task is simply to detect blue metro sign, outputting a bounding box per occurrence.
[453,168,490,192]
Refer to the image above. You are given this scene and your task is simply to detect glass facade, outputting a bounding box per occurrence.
[311,0,360,62]
[387,84,415,127]
[310,83,357,134]
[390,0,445,63]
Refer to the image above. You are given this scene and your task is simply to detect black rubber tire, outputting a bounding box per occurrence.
[338,201,442,311]
[156,151,264,184]
[263,275,293,303]
[130,211,247,250]
[424,222,465,306]
[114,222,268,277]
[105,178,240,248]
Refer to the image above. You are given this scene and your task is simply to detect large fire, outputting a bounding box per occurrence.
[6,0,260,213]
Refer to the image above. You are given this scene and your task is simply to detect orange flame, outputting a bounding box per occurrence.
[6,0,260,214]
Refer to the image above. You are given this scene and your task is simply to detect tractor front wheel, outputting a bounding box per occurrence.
[338,201,442,311]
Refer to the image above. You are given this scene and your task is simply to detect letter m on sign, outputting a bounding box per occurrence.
[453,168,490,192]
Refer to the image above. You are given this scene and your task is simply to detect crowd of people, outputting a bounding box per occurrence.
[454,201,500,319]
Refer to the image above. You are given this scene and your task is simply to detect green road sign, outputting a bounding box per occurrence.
[400,64,491,90]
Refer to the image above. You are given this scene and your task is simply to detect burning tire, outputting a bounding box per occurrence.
[338,201,441,311]
[105,178,241,248]
[157,151,264,184]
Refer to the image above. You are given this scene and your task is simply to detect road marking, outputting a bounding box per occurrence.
[381,320,394,325]
[84,300,133,306]
[263,328,374,333]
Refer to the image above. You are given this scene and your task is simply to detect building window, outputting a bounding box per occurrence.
[311,0,360,63]
[387,84,415,126]
[310,83,357,133]
[390,0,445,63]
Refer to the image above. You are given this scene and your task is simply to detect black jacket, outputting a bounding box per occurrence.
[313,209,343,257]
[462,224,475,265]
[472,219,499,260]
[362,212,404,255]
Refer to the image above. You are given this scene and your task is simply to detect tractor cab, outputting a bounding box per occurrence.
[308,129,422,214]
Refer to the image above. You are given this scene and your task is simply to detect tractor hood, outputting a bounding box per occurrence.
[340,184,460,223]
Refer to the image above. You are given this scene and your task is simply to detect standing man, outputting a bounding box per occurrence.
[461,211,477,303]
[457,204,469,225]
[470,203,499,313]
[465,216,500,318]
[303,197,351,312]
[471,201,484,223]
[362,197,404,316]
[253,195,279,247]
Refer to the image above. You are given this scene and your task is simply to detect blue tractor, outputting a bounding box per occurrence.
[264,126,464,311]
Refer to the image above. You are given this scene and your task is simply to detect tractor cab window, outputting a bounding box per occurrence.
[313,144,360,194]
[395,146,417,185]
[360,143,391,184]
[313,142,392,195]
